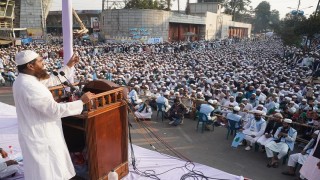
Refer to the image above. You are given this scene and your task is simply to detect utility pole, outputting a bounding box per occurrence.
[316,0,320,16]
[297,0,301,11]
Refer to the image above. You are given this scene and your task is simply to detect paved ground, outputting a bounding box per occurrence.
[0,86,299,180]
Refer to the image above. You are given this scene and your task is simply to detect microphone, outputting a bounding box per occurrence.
[52,71,69,102]
[59,71,76,92]
[53,71,65,86]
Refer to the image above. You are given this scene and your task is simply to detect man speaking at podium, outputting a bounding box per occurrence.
[12,50,94,180]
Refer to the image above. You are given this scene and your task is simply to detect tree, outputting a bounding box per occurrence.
[223,0,252,21]
[294,13,320,48]
[270,10,280,25]
[253,1,271,33]
[124,0,169,10]
[274,12,314,46]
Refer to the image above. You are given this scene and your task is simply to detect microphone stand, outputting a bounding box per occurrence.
[52,71,70,102]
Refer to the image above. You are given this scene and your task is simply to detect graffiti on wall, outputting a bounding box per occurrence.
[129,28,150,39]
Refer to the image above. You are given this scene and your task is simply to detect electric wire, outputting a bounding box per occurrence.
[123,99,234,180]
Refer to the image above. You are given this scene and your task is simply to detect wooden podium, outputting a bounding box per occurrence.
[50,80,129,180]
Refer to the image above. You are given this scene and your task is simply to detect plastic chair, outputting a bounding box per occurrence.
[196,113,214,133]
[226,119,241,139]
[156,103,166,122]
[8,76,14,86]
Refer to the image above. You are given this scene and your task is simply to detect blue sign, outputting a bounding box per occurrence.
[21,37,32,45]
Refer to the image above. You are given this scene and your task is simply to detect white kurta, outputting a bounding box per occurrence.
[13,66,83,180]
[134,105,153,119]
[0,160,19,179]
[257,135,273,146]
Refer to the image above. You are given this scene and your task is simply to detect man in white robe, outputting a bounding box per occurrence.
[0,148,19,179]
[128,85,142,105]
[282,130,319,178]
[134,99,153,119]
[242,110,266,151]
[265,119,297,168]
[13,50,94,180]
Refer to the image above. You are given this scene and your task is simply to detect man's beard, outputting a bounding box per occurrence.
[34,67,50,80]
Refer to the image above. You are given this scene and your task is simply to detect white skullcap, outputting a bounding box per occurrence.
[302,99,307,102]
[134,85,139,88]
[212,100,218,104]
[233,106,240,111]
[208,99,215,105]
[253,110,263,115]
[283,118,292,124]
[136,99,142,104]
[15,50,39,65]
[164,91,170,95]
[314,130,320,135]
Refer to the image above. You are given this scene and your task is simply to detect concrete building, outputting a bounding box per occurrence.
[47,10,101,36]
[100,2,251,42]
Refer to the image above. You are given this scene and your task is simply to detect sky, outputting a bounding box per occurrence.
[51,0,319,19]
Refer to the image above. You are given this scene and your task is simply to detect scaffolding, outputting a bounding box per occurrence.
[0,0,15,43]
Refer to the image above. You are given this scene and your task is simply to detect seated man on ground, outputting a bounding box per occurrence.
[168,99,188,126]
[257,113,283,147]
[197,99,216,130]
[134,99,153,120]
[265,118,297,168]
[0,147,19,179]
[241,110,267,151]
[282,130,319,179]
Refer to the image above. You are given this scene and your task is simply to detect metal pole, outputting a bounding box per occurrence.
[316,0,320,16]
[62,0,73,65]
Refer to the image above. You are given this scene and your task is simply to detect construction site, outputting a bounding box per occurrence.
[0,0,92,46]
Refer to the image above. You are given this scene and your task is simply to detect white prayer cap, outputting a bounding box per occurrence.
[134,85,139,88]
[302,99,307,102]
[208,99,215,105]
[283,118,292,124]
[314,130,320,135]
[233,106,240,111]
[164,91,170,95]
[253,110,263,115]
[15,50,39,65]
[136,99,142,103]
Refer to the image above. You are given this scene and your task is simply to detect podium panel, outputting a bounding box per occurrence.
[51,80,129,179]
